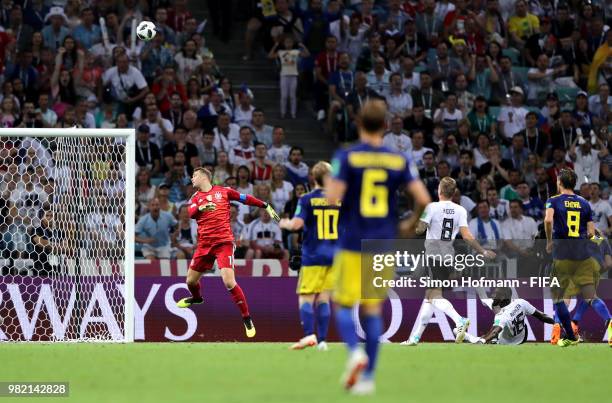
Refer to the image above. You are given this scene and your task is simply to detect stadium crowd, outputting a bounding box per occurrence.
[0,0,611,271]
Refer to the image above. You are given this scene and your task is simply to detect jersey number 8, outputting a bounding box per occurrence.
[567,211,580,238]
[360,169,388,218]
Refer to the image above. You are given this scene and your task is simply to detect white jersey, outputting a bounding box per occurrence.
[421,200,468,256]
[494,299,536,345]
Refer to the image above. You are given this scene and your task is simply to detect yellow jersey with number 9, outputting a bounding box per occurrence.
[546,193,594,260]
[331,143,419,251]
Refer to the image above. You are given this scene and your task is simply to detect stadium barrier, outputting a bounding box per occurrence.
[1,259,610,343]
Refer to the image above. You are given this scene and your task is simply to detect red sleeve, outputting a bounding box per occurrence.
[187,194,200,218]
[226,188,266,207]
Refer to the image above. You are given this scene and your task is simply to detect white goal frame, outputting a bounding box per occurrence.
[0,128,135,342]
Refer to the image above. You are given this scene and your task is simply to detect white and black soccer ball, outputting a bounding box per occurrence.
[136,21,157,41]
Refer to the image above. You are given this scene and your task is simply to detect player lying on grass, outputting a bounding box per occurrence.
[279,162,339,351]
[176,167,280,338]
[544,168,612,347]
[479,288,555,345]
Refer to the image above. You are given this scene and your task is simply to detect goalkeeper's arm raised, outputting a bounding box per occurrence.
[227,188,280,222]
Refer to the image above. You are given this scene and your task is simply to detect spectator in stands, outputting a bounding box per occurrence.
[135,198,177,259]
[501,199,539,254]
[172,205,197,259]
[135,124,162,176]
[518,112,549,157]
[284,146,309,186]
[136,169,157,214]
[487,187,509,222]
[233,89,256,126]
[236,165,253,195]
[469,199,502,251]
[589,183,612,235]
[267,126,291,165]
[386,72,413,119]
[164,161,190,203]
[249,109,274,147]
[30,209,55,276]
[517,180,544,224]
[383,115,412,154]
[213,112,239,152]
[527,53,566,106]
[268,34,309,119]
[497,87,528,142]
[366,56,391,96]
[503,133,530,170]
[152,65,187,116]
[551,110,578,150]
[419,151,439,199]
[589,83,612,126]
[251,143,273,185]
[102,53,148,117]
[452,150,479,200]
[574,91,594,133]
[328,52,355,131]
[567,130,607,189]
[270,164,294,213]
[229,126,256,167]
[198,89,231,132]
[245,207,288,260]
[410,130,433,168]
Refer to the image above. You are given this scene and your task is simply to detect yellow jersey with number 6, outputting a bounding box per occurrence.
[331,143,419,252]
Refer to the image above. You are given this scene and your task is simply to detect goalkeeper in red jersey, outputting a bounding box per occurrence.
[176,167,280,337]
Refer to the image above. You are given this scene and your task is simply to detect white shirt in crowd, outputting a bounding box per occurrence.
[214,123,241,152]
[468,217,502,251]
[142,116,174,149]
[490,199,510,222]
[385,92,413,117]
[245,218,283,247]
[102,65,147,102]
[233,105,255,127]
[501,214,538,249]
[271,181,294,212]
[229,145,255,167]
[402,72,421,92]
[411,146,433,168]
[383,131,413,154]
[267,144,292,165]
[278,49,300,76]
[568,149,601,189]
[498,105,528,140]
[589,198,612,233]
[86,212,122,243]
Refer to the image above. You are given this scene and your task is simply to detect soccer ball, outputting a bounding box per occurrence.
[136,21,157,41]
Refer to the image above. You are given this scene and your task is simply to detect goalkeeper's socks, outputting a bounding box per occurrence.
[299,302,315,336]
[590,298,612,322]
[188,281,202,300]
[335,306,358,351]
[363,315,382,379]
[316,302,330,342]
[431,298,463,327]
[572,299,589,323]
[228,284,250,318]
[554,301,576,341]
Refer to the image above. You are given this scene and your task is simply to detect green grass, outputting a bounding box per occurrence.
[0,343,608,403]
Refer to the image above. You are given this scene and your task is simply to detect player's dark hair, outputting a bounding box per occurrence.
[492,287,512,308]
[509,199,523,209]
[194,167,212,181]
[558,168,577,190]
[359,99,387,134]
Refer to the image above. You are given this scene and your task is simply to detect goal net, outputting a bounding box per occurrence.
[0,128,135,342]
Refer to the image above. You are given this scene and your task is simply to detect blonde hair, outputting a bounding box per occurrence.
[439,176,457,198]
[312,161,332,187]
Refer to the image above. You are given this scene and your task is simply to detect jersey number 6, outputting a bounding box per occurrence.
[360,169,389,218]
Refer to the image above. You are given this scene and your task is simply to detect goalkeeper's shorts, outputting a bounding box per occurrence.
[296,265,337,295]
[189,242,235,272]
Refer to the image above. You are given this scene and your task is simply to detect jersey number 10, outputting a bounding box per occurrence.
[314,209,339,240]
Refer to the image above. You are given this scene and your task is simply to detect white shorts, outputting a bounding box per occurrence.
[141,245,172,259]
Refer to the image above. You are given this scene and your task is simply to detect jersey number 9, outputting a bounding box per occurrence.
[567,211,580,238]
[360,169,388,218]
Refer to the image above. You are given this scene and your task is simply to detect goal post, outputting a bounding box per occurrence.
[0,127,135,342]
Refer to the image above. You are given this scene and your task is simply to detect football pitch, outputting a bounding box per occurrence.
[0,343,608,403]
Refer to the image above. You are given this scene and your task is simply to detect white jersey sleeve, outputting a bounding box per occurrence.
[420,203,433,225]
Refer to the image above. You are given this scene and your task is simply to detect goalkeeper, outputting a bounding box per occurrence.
[176,167,280,338]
